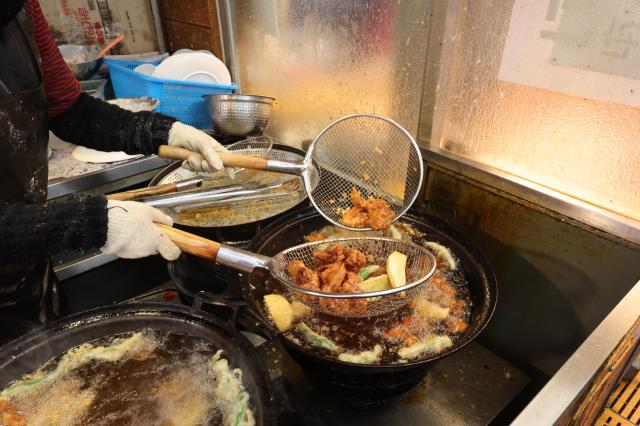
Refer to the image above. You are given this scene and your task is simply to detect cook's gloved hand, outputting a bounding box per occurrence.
[168,122,233,176]
[101,200,181,261]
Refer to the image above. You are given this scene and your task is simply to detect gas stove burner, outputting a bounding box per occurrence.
[168,253,244,306]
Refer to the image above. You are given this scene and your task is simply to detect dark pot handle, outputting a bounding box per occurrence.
[189,290,279,341]
[235,306,279,341]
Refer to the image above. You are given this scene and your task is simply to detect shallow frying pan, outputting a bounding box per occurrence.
[148,144,310,244]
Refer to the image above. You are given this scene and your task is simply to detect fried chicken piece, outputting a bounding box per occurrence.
[344,271,362,286]
[313,244,345,264]
[287,260,306,276]
[288,261,321,304]
[318,262,347,292]
[317,270,367,315]
[445,317,468,333]
[341,206,369,228]
[448,299,467,317]
[366,198,395,231]
[0,400,25,426]
[341,188,395,230]
[344,247,367,272]
[287,261,321,292]
[306,233,327,242]
[351,187,366,207]
[384,316,418,346]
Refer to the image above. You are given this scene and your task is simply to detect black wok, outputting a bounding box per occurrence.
[0,303,275,425]
[168,207,497,402]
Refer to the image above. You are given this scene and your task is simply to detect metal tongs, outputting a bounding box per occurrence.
[138,182,292,210]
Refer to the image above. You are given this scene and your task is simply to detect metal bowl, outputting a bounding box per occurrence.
[59,45,102,81]
[203,94,275,138]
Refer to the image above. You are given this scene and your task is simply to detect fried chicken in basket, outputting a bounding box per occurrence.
[341,188,395,231]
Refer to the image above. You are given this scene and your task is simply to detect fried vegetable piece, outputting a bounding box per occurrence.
[297,323,340,352]
[398,335,453,360]
[341,188,395,230]
[387,251,407,288]
[264,294,294,332]
[359,274,391,293]
[338,345,383,364]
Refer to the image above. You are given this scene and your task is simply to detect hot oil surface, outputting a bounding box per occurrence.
[259,221,473,364]
[79,332,221,425]
[5,331,236,426]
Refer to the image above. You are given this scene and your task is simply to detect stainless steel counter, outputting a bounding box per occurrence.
[47,136,173,279]
[47,136,172,200]
[513,279,640,425]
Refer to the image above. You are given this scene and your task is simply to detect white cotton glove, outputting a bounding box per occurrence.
[101,200,181,261]
[168,122,233,176]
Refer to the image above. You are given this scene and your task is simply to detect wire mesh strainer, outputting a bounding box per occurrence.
[307,115,423,230]
[158,114,423,231]
[158,226,437,318]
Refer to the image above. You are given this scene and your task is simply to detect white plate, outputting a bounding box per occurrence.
[152,52,231,85]
[173,49,214,56]
[72,146,142,163]
[134,63,157,76]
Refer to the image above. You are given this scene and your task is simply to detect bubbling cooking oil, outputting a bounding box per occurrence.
[0,331,255,426]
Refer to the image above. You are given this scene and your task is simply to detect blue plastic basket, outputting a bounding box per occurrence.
[106,59,237,129]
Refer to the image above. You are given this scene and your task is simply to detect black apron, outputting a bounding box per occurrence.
[0,10,58,342]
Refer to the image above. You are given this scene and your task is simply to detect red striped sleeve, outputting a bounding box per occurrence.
[25,0,82,119]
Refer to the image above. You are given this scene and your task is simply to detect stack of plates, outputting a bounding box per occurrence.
[133,49,231,85]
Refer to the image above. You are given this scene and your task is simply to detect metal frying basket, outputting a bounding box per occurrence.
[304,114,424,231]
[270,237,436,317]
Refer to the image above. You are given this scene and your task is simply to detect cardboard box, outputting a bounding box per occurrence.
[40,0,159,54]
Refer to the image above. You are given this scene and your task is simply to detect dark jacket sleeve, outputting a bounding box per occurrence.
[0,193,108,265]
[0,0,24,28]
[49,93,177,155]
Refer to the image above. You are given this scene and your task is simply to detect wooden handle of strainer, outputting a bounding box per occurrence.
[158,145,269,170]
[106,183,179,201]
[156,223,221,261]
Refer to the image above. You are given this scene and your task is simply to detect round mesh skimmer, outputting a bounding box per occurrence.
[158,225,437,318]
[305,114,423,230]
[270,237,436,317]
[157,114,423,231]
